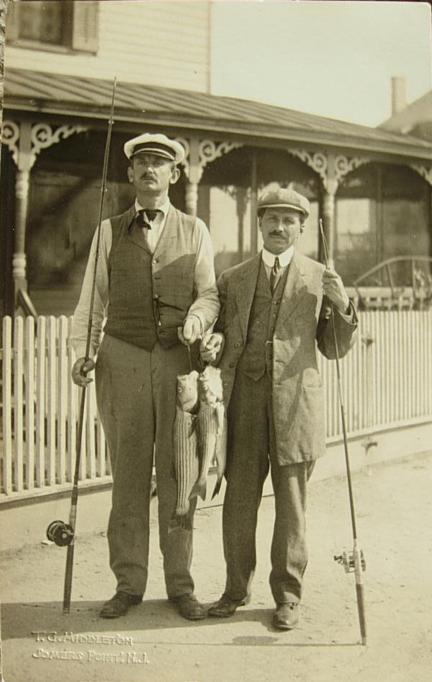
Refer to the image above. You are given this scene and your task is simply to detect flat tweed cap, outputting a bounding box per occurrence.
[258,186,310,217]
[124,133,185,164]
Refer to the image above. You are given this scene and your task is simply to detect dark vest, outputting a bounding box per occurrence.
[104,205,197,350]
[237,262,289,381]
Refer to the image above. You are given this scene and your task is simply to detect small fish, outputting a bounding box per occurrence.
[171,371,200,530]
[190,366,226,501]
[176,370,199,412]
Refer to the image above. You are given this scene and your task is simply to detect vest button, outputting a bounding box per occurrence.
[153,258,158,265]
[153,294,159,300]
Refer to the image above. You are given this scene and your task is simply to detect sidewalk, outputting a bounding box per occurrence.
[1,451,432,682]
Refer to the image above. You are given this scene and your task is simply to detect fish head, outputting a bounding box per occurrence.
[176,370,199,411]
[198,365,223,404]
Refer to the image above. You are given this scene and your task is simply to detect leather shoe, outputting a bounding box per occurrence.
[99,592,142,619]
[273,602,299,630]
[173,594,206,620]
[208,595,246,618]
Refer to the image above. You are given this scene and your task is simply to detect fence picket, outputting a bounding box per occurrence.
[67,318,77,482]
[46,317,57,486]
[2,317,13,494]
[36,317,46,487]
[25,317,35,491]
[13,317,24,493]
[58,317,68,484]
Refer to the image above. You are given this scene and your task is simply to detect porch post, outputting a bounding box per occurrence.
[178,136,243,218]
[2,119,87,309]
[322,185,337,267]
[322,154,338,268]
[183,136,201,216]
[250,150,258,255]
[236,187,247,260]
[13,122,33,300]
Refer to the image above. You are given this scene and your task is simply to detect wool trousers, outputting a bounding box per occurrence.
[222,370,315,605]
[95,333,196,599]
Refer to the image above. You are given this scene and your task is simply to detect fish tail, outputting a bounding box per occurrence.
[211,477,222,500]
[168,513,192,533]
[189,479,207,501]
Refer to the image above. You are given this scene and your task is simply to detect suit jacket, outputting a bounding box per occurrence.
[216,251,358,464]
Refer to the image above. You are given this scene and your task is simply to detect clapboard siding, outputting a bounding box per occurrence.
[5,1,211,92]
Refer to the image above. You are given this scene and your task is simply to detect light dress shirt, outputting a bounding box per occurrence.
[261,246,294,289]
[134,197,169,253]
[70,200,219,358]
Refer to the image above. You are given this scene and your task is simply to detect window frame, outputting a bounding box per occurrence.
[6,1,99,55]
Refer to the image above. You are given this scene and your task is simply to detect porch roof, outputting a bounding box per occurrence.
[4,68,432,161]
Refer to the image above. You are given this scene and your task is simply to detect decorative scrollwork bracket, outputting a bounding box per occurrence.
[2,120,87,170]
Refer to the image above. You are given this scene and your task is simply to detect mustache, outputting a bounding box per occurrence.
[140,173,157,180]
[269,231,284,236]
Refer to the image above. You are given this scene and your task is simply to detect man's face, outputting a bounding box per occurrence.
[259,207,304,254]
[127,153,179,195]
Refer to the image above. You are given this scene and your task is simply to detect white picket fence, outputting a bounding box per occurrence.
[1,312,432,500]
[1,316,110,499]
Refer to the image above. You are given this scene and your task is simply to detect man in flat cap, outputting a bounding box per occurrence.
[201,185,357,630]
[71,133,219,620]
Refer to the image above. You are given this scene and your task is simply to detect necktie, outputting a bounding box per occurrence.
[136,209,159,229]
[269,256,280,294]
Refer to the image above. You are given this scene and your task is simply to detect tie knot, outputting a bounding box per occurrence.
[272,257,280,273]
[136,209,159,228]
[144,209,159,222]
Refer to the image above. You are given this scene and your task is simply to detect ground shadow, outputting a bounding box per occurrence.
[1,600,359,647]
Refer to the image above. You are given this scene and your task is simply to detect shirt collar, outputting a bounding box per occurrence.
[134,197,170,217]
[262,246,294,268]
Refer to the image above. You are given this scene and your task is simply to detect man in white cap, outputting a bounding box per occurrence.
[201,185,357,630]
[71,133,219,620]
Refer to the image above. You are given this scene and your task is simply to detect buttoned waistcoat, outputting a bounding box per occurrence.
[216,252,358,464]
[104,204,197,349]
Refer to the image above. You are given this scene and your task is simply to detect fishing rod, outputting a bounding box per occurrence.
[319,219,367,646]
[46,77,117,615]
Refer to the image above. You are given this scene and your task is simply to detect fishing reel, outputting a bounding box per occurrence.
[46,520,74,547]
[334,550,366,574]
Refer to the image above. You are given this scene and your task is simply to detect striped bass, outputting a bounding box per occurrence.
[190,366,227,501]
[171,370,200,529]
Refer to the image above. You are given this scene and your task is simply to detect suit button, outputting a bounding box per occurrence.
[153,258,158,264]
[229,362,235,368]
[234,342,241,348]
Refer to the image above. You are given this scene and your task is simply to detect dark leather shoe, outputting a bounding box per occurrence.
[208,595,246,618]
[99,592,142,619]
[273,602,299,630]
[173,594,206,621]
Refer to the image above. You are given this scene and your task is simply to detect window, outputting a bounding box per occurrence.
[6,1,99,54]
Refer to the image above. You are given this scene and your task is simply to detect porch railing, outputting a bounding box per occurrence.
[1,312,432,501]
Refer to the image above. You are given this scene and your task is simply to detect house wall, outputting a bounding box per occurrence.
[5,0,211,92]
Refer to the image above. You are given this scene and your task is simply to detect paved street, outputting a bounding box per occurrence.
[1,451,432,682]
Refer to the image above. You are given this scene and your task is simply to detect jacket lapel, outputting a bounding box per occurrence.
[235,255,261,340]
[276,252,310,325]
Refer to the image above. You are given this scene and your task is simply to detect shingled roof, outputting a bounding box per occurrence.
[4,68,432,161]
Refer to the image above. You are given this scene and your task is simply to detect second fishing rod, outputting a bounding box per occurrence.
[319,218,367,646]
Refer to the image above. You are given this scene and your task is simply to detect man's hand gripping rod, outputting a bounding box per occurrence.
[46,78,117,614]
[319,220,367,646]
